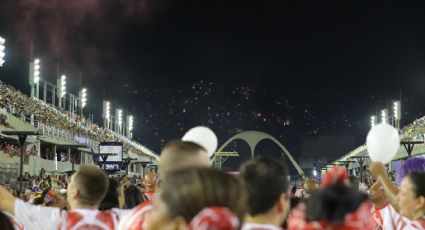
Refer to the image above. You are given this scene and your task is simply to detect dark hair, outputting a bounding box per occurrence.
[160,167,247,223]
[124,185,145,209]
[306,183,367,223]
[239,157,289,216]
[99,178,121,210]
[408,172,425,198]
[73,165,109,206]
[0,212,15,230]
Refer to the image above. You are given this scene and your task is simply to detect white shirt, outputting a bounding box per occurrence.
[14,199,129,230]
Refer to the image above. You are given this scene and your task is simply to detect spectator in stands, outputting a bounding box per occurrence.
[148,167,247,230]
[239,157,290,230]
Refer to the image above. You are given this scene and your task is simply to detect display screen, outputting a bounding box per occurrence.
[98,142,123,171]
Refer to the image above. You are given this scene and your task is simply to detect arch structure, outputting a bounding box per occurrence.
[217,131,304,176]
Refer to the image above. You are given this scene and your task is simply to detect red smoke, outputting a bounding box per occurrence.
[4,0,156,76]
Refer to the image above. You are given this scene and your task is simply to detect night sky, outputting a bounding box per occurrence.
[1,1,425,170]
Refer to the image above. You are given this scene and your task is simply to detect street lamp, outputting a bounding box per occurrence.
[0,36,5,67]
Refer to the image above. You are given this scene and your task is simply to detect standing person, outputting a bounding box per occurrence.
[369,181,390,229]
[370,161,425,230]
[0,165,126,230]
[143,172,157,201]
[119,140,213,230]
[239,157,290,230]
[148,167,247,230]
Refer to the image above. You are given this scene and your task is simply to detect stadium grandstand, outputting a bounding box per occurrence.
[0,79,158,182]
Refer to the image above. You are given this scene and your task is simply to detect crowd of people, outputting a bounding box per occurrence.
[0,80,154,160]
[0,126,422,230]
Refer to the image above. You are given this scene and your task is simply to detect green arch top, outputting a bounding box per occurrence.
[217,131,304,176]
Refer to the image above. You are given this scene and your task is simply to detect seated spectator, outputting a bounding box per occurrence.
[148,167,247,230]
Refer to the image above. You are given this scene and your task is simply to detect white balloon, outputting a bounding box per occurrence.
[182,126,218,158]
[366,123,400,164]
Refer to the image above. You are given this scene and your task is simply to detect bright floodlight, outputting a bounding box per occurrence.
[128,115,134,131]
[33,59,40,84]
[381,109,387,124]
[313,169,318,177]
[117,109,123,126]
[370,116,376,128]
[0,36,5,66]
[60,75,66,97]
[393,101,401,120]
[81,88,87,108]
[105,101,110,120]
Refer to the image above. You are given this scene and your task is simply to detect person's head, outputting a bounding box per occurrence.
[306,183,368,224]
[397,157,425,185]
[158,140,210,177]
[303,179,317,196]
[368,182,386,204]
[143,172,158,193]
[67,165,109,209]
[397,172,425,220]
[124,185,145,209]
[99,178,124,210]
[149,167,247,230]
[239,157,290,226]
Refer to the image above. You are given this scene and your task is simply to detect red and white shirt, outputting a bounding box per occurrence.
[381,205,425,230]
[14,199,129,230]
[242,223,284,230]
[371,205,390,229]
[118,201,153,230]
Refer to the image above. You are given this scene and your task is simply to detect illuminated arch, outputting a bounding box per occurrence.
[217,131,304,175]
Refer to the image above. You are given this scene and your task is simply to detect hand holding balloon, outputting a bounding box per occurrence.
[366,123,400,164]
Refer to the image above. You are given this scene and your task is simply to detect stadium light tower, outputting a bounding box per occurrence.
[0,36,5,67]
[381,109,388,124]
[127,115,134,138]
[29,58,41,98]
[57,75,66,108]
[115,109,123,134]
[370,115,376,128]
[103,101,111,129]
[79,88,87,115]
[393,100,401,130]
